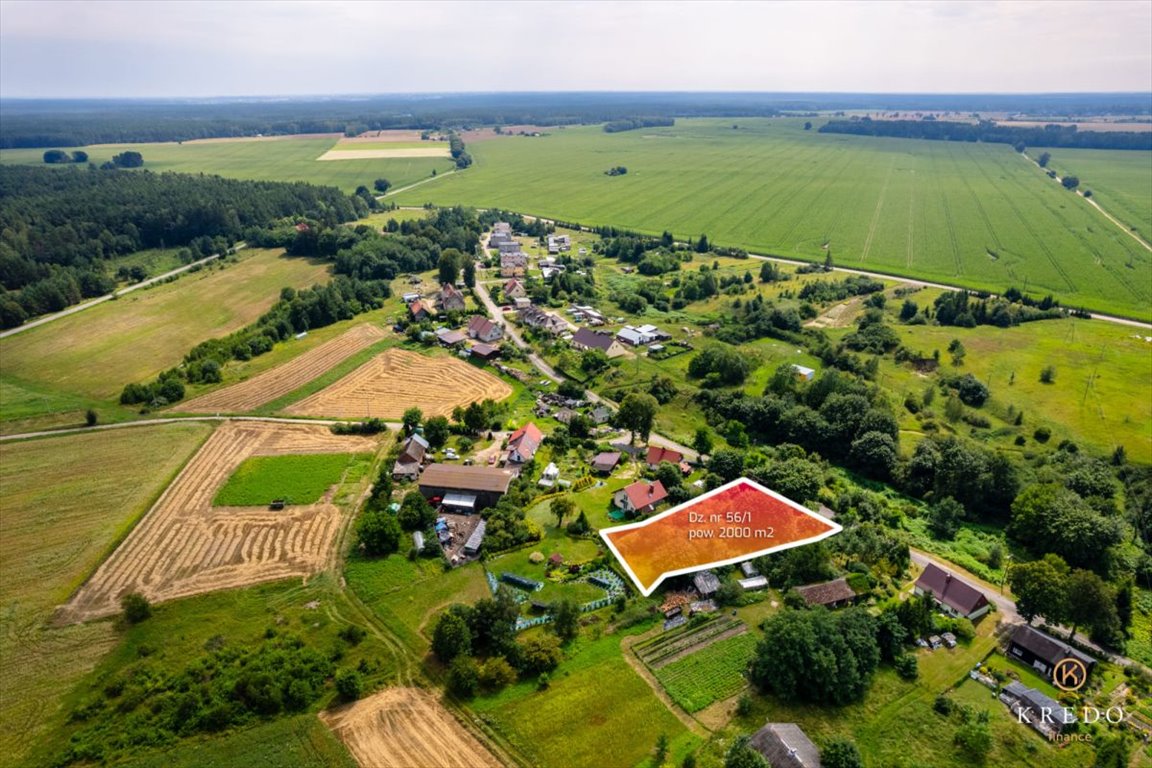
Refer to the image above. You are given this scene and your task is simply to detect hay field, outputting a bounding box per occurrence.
[178,324,386,413]
[58,421,381,623]
[285,348,512,419]
[392,118,1152,321]
[0,249,331,401]
[318,147,452,160]
[0,422,213,767]
[320,687,502,768]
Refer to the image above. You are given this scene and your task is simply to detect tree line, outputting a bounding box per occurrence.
[603,117,676,133]
[819,118,1152,151]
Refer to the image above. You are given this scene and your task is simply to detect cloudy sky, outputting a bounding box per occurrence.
[1,0,1149,98]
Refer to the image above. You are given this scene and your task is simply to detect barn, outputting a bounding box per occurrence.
[418,464,514,512]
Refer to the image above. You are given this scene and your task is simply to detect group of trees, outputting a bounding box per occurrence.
[42,149,88,164]
[688,344,757,386]
[820,118,1152,151]
[448,132,472,169]
[931,288,1062,328]
[603,117,675,133]
[1009,553,1129,647]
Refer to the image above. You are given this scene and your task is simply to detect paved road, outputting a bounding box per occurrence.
[0,247,243,340]
[0,414,400,443]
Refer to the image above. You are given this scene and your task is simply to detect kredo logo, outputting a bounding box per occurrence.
[1053,658,1088,692]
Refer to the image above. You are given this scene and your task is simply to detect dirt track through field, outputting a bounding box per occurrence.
[178,324,386,413]
[57,421,379,623]
[320,687,502,768]
[285,348,512,419]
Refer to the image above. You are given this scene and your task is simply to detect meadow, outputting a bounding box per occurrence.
[0,136,456,192]
[213,452,372,506]
[396,118,1152,320]
[0,248,331,403]
[0,423,213,768]
[1046,147,1152,244]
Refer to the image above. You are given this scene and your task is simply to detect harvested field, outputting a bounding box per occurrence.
[178,324,386,413]
[58,421,381,623]
[318,147,451,160]
[321,687,502,768]
[286,348,512,419]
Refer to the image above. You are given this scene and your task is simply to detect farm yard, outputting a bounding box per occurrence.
[0,248,332,402]
[57,421,383,623]
[177,323,387,413]
[0,422,213,768]
[395,118,1152,320]
[0,135,457,192]
[285,348,513,419]
[320,687,503,768]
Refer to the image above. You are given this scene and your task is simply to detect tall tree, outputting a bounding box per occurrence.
[616,392,659,444]
[438,248,461,285]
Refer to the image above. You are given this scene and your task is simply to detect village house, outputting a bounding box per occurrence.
[506,422,543,464]
[547,234,571,254]
[418,464,515,512]
[538,462,560,487]
[591,451,621,474]
[408,300,432,321]
[590,405,615,425]
[748,723,822,768]
[913,563,991,620]
[613,480,668,516]
[519,305,567,335]
[438,283,466,312]
[1007,624,1097,681]
[502,278,527,299]
[392,434,430,481]
[401,291,421,304]
[794,577,856,609]
[467,314,504,342]
[496,239,522,254]
[645,445,684,470]
[571,327,627,358]
[500,252,529,278]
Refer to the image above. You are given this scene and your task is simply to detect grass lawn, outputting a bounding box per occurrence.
[485,537,606,606]
[0,137,456,193]
[394,118,1151,321]
[0,248,332,402]
[652,631,757,713]
[469,628,701,768]
[0,422,214,768]
[108,247,191,283]
[213,453,373,506]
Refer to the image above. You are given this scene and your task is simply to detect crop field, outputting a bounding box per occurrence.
[0,136,456,192]
[0,422,212,767]
[320,687,502,768]
[394,118,1152,320]
[214,452,371,507]
[0,249,332,402]
[651,632,757,713]
[178,323,388,413]
[59,421,382,623]
[285,348,513,419]
[1046,147,1152,243]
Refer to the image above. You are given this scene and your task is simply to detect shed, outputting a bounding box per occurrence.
[739,576,769,591]
[463,520,487,556]
[693,571,721,597]
[791,364,816,381]
[591,451,621,474]
[794,577,856,608]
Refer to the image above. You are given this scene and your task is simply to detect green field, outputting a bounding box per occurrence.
[651,631,757,713]
[0,423,213,768]
[1047,148,1152,243]
[0,136,456,192]
[213,453,372,506]
[395,118,1152,320]
[0,248,331,403]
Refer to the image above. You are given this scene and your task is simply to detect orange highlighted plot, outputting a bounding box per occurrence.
[601,478,841,596]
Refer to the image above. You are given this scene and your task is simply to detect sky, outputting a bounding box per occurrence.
[1,0,1150,99]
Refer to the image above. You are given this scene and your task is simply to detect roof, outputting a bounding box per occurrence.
[442,492,477,510]
[616,327,646,345]
[914,563,989,616]
[792,364,816,376]
[508,422,543,461]
[410,300,429,316]
[592,451,621,471]
[794,577,856,607]
[693,571,721,595]
[436,328,467,345]
[739,576,769,590]
[1004,682,1077,725]
[748,723,822,768]
[464,519,487,552]
[1010,625,1097,667]
[440,283,463,298]
[471,342,500,357]
[618,480,668,510]
[419,464,514,494]
[399,434,429,462]
[572,327,618,352]
[646,445,684,466]
[740,561,760,578]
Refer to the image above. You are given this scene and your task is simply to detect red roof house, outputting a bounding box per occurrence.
[507,422,543,464]
[646,445,684,469]
[613,480,668,515]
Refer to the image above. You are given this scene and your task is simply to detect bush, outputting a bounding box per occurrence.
[121,593,152,624]
[338,625,367,646]
[1033,426,1052,443]
[894,654,919,680]
[335,668,363,700]
[934,694,954,716]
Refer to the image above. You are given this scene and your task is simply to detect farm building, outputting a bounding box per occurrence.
[438,283,466,312]
[401,291,421,303]
[418,464,514,512]
[467,315,504,342]
[470,342,501,361]
[435,327,467,347]
[616,324,669,346]
[506,422,543,464]
[571,328,627,358]
[913,563,991,620]
[591,451,621,474]
[1007,625,1097,681]
[514,296,532,310]
[409,300,432,321]
[740,561,761,578]
[502,278,526,299]
[1001,681,1078,736]
[748,723,821,768]
[613,480,668,516]
[463,520,487,556]
[794,577,856,608]
[739,576,769,591]
[693,571,720,597]
[569,304,605,325]
[791,364,816,381]
[645,445,684,469]
[392,434,430,481]
[590,405,615,424]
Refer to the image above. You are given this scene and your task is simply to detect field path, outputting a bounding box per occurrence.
[0,247,238,340]
[620,634,711,736]
[0,415,397,443]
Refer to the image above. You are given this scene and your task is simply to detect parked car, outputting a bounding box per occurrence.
[444,449,459,460]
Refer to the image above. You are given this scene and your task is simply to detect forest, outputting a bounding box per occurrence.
[819,118,1152,150]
